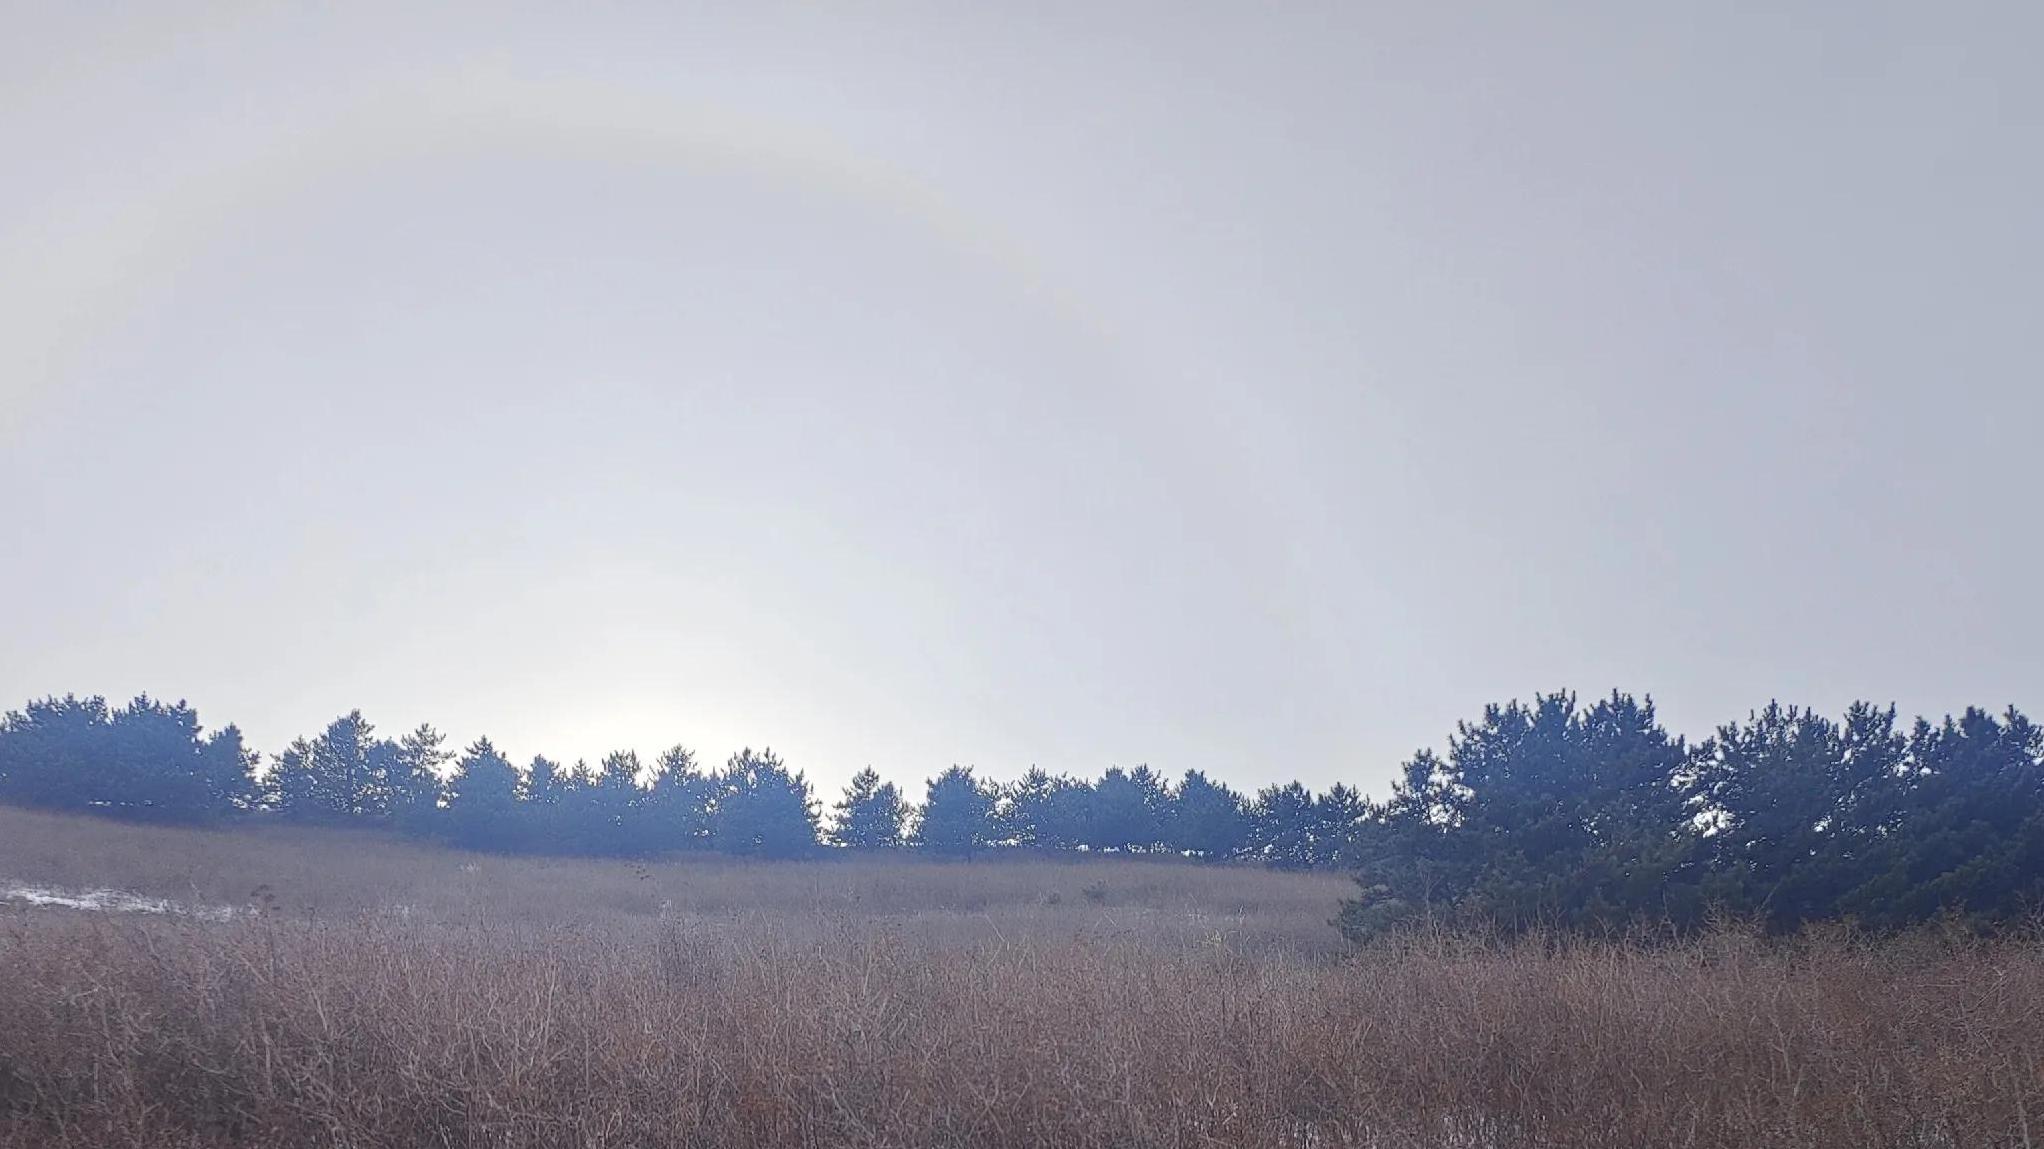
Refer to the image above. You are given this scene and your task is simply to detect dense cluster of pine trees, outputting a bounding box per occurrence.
[2,690,2039,935]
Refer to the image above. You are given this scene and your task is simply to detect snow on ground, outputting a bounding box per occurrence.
[1,882,236,921]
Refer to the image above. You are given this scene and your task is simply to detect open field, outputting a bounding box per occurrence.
[0,805,1350,956]
[4,806,2044,1147]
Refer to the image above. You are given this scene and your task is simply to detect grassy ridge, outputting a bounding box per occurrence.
[0,805,1349,954]
[2,806,2040,1147]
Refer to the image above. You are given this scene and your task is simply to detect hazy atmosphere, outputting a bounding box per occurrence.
[6,2,2040,795]
[10,8,2044,1148]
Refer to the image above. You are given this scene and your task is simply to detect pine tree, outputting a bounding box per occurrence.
[270,712,388,820]
[1169,769,1248,859]
[1848,707,2044,926]
[710,748,819,858]
[1087,766,1167,852]
[832,767,907,849]
[521,754,570,848]
[999,767,1087,849]
[645,744,714,853]
[197,723,261,815]
[552,760,608,854]
[1692,701,1899,928]
[0,695,111,811]
[1246,782,1317,870]
[444,737,521,850]
[267,736,318,817]
[917,765,997,857]
[390,724,450,832]
[0,695,257,821]
[1310,784,1370,868]
[584,750,645,856]
[1341,691,1698,939]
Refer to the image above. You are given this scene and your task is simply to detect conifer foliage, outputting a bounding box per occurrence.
[5,688,2044,935]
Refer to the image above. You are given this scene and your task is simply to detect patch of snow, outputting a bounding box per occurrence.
[1,882,236,921]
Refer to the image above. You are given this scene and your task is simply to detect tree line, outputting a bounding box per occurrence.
[1,690,2039,936]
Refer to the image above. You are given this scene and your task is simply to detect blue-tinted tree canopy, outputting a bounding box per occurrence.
[4,689,2040,935]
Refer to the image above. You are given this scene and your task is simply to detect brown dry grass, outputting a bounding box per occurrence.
[3,805,2043,1148]
[0,805,1350,955]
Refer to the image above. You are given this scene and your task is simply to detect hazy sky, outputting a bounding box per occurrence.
[4,3,2040,797]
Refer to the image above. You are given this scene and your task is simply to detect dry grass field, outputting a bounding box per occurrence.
[4,804,2043,1148]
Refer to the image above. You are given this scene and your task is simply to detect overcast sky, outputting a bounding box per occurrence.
[3,3,2039,797]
